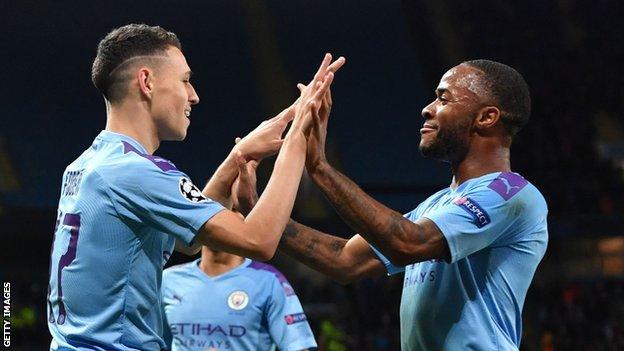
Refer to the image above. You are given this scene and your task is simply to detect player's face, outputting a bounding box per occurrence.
[150,47,200,141]
[419,64,484,163]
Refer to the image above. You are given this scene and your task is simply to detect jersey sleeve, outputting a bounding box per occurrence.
[367,208,420,275]
[423,178,528,263]
[266,276,317,350]
[369,245,405,276]
[104,159,225,246]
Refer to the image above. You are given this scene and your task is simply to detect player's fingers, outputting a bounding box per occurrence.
[312,72,334,101]
[325,86,332,107]
[297,83,306,92]
[236,150,247,165]
[248,159,259,170]
[327,56,346,74]
[313,53,332,82]
[277,106,296,125]
[234,137,242,144]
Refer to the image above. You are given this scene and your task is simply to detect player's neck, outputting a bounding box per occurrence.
[450,143,510,189]
[105,101,161,154]
[199,250,246,277]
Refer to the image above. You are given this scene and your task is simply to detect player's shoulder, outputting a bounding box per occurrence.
[246,261,299,298]
[106,140,181,175]
[245,261,286,280]
[406,187,452,219]
[465,172,548,220]
[95,139,190,191]
[245,261,296,292]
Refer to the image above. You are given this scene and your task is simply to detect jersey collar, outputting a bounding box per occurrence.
[192,258,252,282]
[96,130,149,155]
[450,171,502,194]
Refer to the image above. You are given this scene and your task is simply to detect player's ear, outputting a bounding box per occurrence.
[137,67,154,100]
[474,105,501,131]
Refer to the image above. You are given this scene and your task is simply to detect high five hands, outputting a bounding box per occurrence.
[288,53,345,139]
[232,53,344,210]
[233,53,344,163]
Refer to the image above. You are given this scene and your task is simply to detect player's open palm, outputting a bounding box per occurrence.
[234,105,295,161]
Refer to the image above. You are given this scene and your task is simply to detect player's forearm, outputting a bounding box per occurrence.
[279,220,356,284]
[308,162,418,261]
[243,133,307,257]
[202,150,239,209]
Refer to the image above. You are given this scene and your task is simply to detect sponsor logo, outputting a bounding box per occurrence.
[179,177,207,203]
[227,291,249,310]
[171,294,183,305]
[453,196,490,228]
[170,323,246,337]
[487,172,528,200]
[284,312,307,325]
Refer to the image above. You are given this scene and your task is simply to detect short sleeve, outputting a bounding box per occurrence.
[370,245,405,276]
[423,180,527,263]
[266,276,317,350]
[105,159,225,246]
[367,208,420,276]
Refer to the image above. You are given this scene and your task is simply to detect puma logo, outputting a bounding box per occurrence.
[500,178,521,195]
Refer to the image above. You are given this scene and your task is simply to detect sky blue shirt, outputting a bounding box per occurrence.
[372,172,548,350]
[162,259,317,351]
[47,131,225,350]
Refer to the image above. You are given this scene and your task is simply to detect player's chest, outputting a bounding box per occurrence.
[403,260,446,289]
[169,283,266,324]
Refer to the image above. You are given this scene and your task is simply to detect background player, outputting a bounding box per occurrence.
[163,243,317,351]
[47,23,343,350]
[162,162,316,351]
[260,60,547,350]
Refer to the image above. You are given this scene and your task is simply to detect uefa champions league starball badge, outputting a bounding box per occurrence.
[227,291,249,310]
[179,177,207,203]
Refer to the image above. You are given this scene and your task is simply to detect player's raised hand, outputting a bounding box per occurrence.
[233,103,296,161]
[300,86,332,172]
[289,54,345,136]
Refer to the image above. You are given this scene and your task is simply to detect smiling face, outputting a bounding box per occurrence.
[419,64,487,163]
[149,46,200,141]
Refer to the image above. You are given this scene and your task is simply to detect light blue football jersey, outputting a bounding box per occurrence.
[47,130,225,350]
[162,259,317,351]
[372,172,548,351]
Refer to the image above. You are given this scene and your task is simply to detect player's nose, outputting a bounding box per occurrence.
[189,84,200,105]
[422,100,435,120]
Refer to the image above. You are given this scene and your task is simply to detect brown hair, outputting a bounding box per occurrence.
[91,24,181,102]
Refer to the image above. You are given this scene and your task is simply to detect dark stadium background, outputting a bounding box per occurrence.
[2,0,624,349]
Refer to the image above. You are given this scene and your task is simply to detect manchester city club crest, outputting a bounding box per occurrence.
[227,290,249,310]
[179,177,207,203]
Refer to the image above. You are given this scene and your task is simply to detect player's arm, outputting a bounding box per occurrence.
[310,167,450,266]
[303,85,450,267]
[229,136,384,283]
[280,222,385,284]
[175,159,260,255]
[195,54,345,261]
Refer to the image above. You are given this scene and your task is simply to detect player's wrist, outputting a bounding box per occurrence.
[306,158,330,178]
